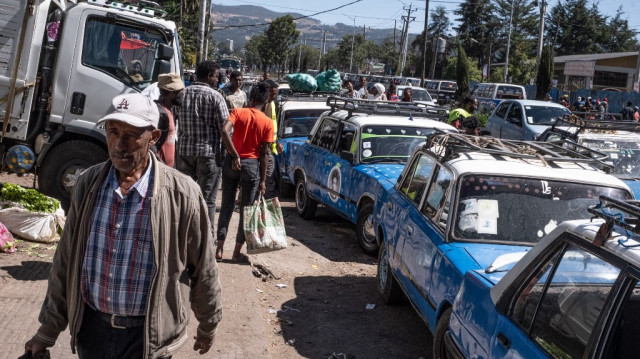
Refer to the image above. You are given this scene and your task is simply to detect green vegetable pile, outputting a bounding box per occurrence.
[0,183,60,213]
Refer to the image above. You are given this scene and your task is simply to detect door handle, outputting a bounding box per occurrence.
[324,161,332,167]
[497,332,510,349]
[406,225,413,235]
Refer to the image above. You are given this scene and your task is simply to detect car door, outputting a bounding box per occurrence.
[322,121,358,218]
[401,164,454,325]
[486,101,511,138]
[501,102,525,140]
[489,242,622,359]
[305,117,339,199]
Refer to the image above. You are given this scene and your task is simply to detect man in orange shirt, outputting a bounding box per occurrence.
[217,82,274,262]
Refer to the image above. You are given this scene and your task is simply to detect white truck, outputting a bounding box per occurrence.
[0,0,181,206]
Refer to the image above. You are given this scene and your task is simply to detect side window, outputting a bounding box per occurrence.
[400,154,436,205]
[337,122,357,154]
[311,118,339,150]
[605,280,640,359]
[423,167,453,217]
[495,102,510,119]
[506,104,523,124]
[510,244,620,359]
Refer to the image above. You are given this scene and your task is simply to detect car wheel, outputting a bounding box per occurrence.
[433,307,453,359]
[377,242,403,304]
[295,177,317,219]
[356,202,378,256]
[38,140,107,211]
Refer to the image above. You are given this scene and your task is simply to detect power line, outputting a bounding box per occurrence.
[211,0,363,30]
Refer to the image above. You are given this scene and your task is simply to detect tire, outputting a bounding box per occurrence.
[295,177,317,219]
[377,242,403,304]
[433,307,453,359]
[356,202,378,256]
[38,140,107,210]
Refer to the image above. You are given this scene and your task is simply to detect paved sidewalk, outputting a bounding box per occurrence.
[0,215,269,359]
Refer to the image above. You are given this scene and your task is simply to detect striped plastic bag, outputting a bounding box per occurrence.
[243,196,287,254]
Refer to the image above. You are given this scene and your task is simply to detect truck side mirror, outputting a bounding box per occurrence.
[151,44,174,81]
[157,44,174,61]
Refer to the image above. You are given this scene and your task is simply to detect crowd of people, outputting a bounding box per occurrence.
[557,94,639,121]
[23,61,281,358]
[338,76,413,102]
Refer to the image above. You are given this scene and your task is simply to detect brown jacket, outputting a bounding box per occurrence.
[34,153,222,358]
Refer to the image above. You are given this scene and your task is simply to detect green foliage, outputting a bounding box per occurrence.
[536,45,554,100]
[1,183,59,213]
[411,6,451,79]
[444,56,482,82]
[476,112,489,127]
[456,41,470,100]
[260,15,299,72]
[454,0,495,62]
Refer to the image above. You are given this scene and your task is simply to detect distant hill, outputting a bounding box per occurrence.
[210,5,411,52]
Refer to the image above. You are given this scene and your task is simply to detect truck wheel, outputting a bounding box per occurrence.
[38,140,107,209]
[377,242,403,304]
[295,177,316,219]
[356,202,378,255]
[433,307,453,359]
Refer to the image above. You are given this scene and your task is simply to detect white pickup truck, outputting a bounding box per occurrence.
[0,0,181,207]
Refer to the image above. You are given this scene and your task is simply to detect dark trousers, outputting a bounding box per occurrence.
[176,154,222,235]
[76,307,171,359]
[265,153,279,200]
[217,155,260,244]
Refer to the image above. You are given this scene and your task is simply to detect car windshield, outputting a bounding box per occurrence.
[525,105,572,125]
[496,86,524,99]
[453,176,630,244]
[398,88,433,102]
[579,137,640,179]
[281,109,326,138]
[360,126,431,163]
[440,81,457,91]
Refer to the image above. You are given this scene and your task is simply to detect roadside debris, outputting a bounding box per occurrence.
[365,304,376,310]
[275,283,288,289]
[251,263,281,280]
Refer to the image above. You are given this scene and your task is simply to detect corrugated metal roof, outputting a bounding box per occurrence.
[554,52,638,63]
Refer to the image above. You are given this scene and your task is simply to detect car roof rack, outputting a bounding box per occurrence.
[588,196,640,245]
[280,92,338,103]
[424,129,613,172]
[551,115,640,133]
[325,96,448,120]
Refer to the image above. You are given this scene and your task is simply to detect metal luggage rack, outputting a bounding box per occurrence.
[423,129,613,172]
[552,115,640,133]
[588,196,640,244]
[325,96,448,120]
[280,92,339,102]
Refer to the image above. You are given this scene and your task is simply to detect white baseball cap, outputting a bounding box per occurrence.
[98,93,159,129]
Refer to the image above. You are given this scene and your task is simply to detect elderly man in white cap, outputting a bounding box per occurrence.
[370,82,388,101]
[24,93,222,359]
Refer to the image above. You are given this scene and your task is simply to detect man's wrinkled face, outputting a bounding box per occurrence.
[105,120,159,174]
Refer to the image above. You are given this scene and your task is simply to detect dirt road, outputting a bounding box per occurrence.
[0,172,432,358]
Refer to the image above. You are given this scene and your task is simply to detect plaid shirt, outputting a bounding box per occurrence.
[81,160,155,316]
[176,82,229,157]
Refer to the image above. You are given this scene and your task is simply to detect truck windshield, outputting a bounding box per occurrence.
[281,109,326,138]
[580,136,640,179]
[82,18,170,90]
[359,126,431,163]
[453,176,629,244]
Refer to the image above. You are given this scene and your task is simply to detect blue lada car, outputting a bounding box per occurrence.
[373,133,633,358]
[447,196,640,359]
[289,97,453,255]
[275,97,330,194]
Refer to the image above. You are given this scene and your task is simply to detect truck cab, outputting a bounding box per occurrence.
[0,0,181,207]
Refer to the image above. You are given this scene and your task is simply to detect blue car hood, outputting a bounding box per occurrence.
[447,242,533,285]
[357,164,405,187]
[622,179,640,199]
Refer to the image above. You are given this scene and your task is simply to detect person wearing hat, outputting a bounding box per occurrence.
[370,82,387,100]
[24,93,222,358]
[155,73,184,167]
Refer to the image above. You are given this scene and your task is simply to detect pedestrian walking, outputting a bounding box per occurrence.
[635,106,640,122]
[216,82,274,263]
[175,60,229,232]
[621,101,634,121]
[154,73,184,167]
[221,70,247,110]
[263,79,284,199]
[23,93,222,359]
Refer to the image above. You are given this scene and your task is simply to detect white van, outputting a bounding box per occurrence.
[471,83,526,113]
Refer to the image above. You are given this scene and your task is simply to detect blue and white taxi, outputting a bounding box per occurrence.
[373,133,633,358]
[289,97,453,255]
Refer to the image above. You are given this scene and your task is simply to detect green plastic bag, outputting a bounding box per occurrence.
[243,196,287,254]
[285,73,317,92]
[316,69,341,92]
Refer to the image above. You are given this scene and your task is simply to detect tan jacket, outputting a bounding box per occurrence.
[34,153,222,358]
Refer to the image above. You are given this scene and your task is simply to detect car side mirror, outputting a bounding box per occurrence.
[340,150,355,163]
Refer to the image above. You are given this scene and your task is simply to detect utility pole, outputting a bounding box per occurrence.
[398,5,416,76]
[298,33,303,72]
[197,0,208,63]
[393,20,396,46]
[420,0,430,87]
[363,25,366,40]
[349,17,356,73]
[429,31,439,79]
[536,0,547,68]
[504,0,515,83]
[487,33,493,80]
[318,30,326,70]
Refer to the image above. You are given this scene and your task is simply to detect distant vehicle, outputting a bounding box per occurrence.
[472,83,527,113]
[447,196,640,359]
[424,80,457,105]
[219,57,242,72]
[405,77,421,86]
[277,83,292,98]
[485,100,571,140]
[307,69,319,77]
[289,97,455,254]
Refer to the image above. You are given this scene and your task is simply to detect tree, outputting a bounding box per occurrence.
[444,56,482,82]
[493,0,537,83]
[546,0,608,55]
[603,7,638,53]
[244,35,265,70]
[411,6,451,78]
[455,41,471,100]
[260,15,299,74]
[536,45,554,100]
[454,0,495,62]
[334,34,375,73]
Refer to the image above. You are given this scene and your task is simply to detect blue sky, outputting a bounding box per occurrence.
[212,0,639,35]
